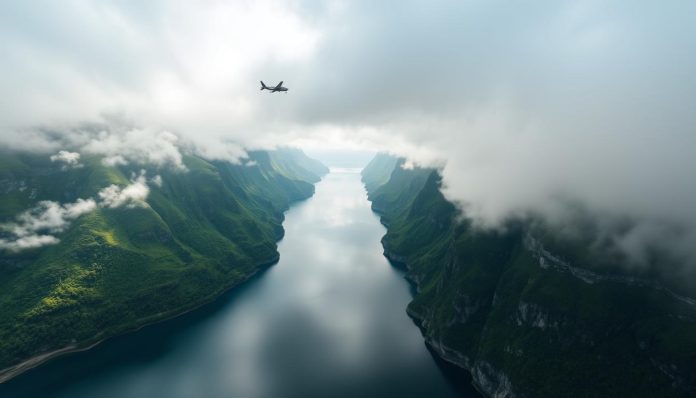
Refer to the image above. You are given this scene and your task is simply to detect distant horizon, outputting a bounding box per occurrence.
[304,149,376,169]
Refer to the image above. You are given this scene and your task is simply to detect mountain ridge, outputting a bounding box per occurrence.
[0,147,328,382]
[362,153,696,398]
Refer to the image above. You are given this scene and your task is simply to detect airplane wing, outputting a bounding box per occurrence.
[274,81,284,90]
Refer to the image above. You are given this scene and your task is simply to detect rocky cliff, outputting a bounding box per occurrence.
[362,153,696,397]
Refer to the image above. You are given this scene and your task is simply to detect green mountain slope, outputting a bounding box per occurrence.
[0,148,326,380]
[361,153,400,194]
[362,153,696,398]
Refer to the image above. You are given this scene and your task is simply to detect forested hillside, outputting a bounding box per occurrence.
[0,148,327,380]
[362,153,696,398]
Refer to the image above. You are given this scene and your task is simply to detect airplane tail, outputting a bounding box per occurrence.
[260,81,268,90]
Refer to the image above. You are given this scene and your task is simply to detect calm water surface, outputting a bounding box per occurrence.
[2,170,479,398]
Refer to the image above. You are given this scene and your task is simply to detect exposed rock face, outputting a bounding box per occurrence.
[473,362,518,398]
[362,153,696,398]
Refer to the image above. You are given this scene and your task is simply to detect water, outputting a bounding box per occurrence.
[2,170,479,398]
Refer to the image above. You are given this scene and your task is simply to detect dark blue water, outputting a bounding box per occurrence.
[2,170,478,398]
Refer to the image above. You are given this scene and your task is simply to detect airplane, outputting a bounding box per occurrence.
[260,81,288,93]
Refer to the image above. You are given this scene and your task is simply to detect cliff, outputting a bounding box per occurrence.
[362,153,696,397]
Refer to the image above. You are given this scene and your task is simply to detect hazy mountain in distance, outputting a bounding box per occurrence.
[304,149,376,169]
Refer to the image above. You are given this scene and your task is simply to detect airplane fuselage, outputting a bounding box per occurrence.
[260,81,288,93]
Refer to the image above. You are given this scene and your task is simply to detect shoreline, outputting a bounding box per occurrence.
[0,253,281,384]
[379,226,490,398]
[0,163,327,386]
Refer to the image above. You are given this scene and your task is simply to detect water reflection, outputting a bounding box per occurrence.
[1,170,479,398]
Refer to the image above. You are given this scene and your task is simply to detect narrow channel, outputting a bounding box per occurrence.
[2,170,478,398]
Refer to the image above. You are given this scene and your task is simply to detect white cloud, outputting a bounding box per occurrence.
[0,198,96,252]
[190,139,247,165]
[98,171,150,208]
[63,198,98,219]
[150,174,162,187]
[12,199,97,236]
[0,1,320,157]
[102,154,128,167]
[282,0,696,267]
[0,1,695,267]
[50,150,83,170]
[0,172,156,252]
[82,129,186,170]
[0,235,60,252]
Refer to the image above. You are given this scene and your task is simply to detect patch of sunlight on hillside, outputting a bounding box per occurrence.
[94,230,118,246]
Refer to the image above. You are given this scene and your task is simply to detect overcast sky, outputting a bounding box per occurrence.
[1,1,695,266]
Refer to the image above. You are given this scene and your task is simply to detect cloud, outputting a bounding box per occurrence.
[102,154,128,167]
[98,171,150,208]
[0,235,60,252]
[150,174,162,188]
[82,128,186,170]
[50,150,83,170]
[283,0,696,268]
[11,199,97,236]
[0,1,320,158]
[0,198,96,252]
[0,172,155,252]
[0,1,695,267]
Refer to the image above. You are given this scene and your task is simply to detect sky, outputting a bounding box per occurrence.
[1,0,695,267]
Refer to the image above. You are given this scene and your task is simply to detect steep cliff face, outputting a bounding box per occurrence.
[362,153,696,398]
[0,148,328,378]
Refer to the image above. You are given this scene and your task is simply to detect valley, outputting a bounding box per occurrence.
[2,149,695,397]
[0,168,478,398]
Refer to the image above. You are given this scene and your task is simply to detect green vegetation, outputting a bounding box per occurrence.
[362,153,696,397]
[0,148,328,376]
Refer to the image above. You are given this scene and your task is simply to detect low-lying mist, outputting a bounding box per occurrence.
[1,1,695,269]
